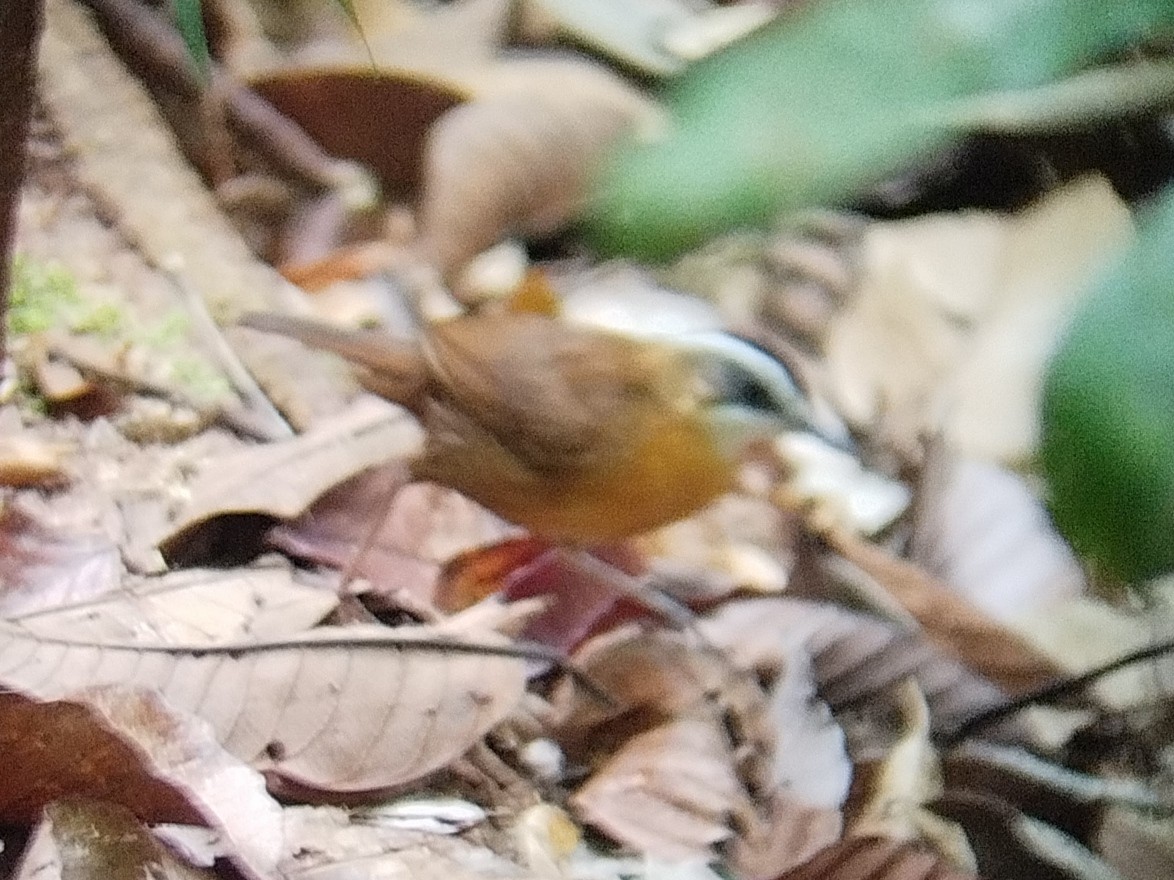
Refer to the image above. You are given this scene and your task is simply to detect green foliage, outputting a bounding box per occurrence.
[585,0,1174,261]
[173,0,210,81]
[1041,186,1174,588]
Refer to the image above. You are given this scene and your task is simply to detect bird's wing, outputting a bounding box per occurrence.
[423,313,646,475]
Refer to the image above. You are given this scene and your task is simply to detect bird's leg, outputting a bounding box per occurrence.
[558,547,705,637]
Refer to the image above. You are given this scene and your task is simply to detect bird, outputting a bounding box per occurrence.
[240,308,838,545]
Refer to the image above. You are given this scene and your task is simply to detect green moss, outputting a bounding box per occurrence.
[8,255,231,405]
[8,256,82,334]
[168,355,231,402]
[70,303,124,337]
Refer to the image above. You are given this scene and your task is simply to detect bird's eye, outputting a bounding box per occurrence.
[714,361,782,414]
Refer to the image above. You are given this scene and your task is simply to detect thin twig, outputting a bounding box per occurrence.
[78,0,372,197]
[167,270,293,439]
[939,636,1174,746]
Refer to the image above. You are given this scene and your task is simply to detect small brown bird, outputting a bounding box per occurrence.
[241,309,835,544]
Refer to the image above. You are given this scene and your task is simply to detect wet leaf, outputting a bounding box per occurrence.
[0,622,526,795]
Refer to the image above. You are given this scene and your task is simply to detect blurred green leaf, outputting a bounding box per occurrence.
[173,0,210,81]
[584,0,1174,261]
[1041,186,1174,588]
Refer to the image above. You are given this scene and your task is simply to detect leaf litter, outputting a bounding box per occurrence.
[3,3,1173,880]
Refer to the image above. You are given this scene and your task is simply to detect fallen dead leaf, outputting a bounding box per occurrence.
[1097,806,1174,880]
[910,451,1084,623]
[0,431,72,488]
[12,563,337,644]
[0,623,526,795]
[555,623,850,866]
[822,527,1067,697]
[39,0,347,432]
[158,396,422,562]
[14,799,215,880]
[419,57,657,280]
[934,790,1122,880]
[847,681,976,871]
[270,464,516,608]
[773,836,979,880]
[250,68,466,202]
[943,741,1169,844]
[278,803,543,880]
[571,717,748,860]
[698,597,1010,735]
[821,176,1133,461]
[0,502,122,618]
[0,687,282,879]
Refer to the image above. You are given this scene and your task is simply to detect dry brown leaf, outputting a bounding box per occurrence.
[728,646,850,878]
[0,687,281,879]
[553,627,749,760]
[822,527,1067,697]
[158,396,422,561]
[250,69,466,203]
[13,563,337,644]
[0,691,205,825]
[638,494,795,599]
[556,624,849,866]
[821,176,1133,460]
[0,432,71,488]
[572,717,747,860]
[553,628,770,859]
[0,503,122,618]
[0,623,526,795]
[910,452,1084,623]
[731,796,846,880]
[269,465,516,606]
[698,598,1009,734]
[847,681,976,871]
[773,836,979,880]
[14,800,215,880]
[419,57,656,280]
[279,803,542,880]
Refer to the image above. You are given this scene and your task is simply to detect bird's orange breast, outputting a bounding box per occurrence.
[443,406,737,545]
